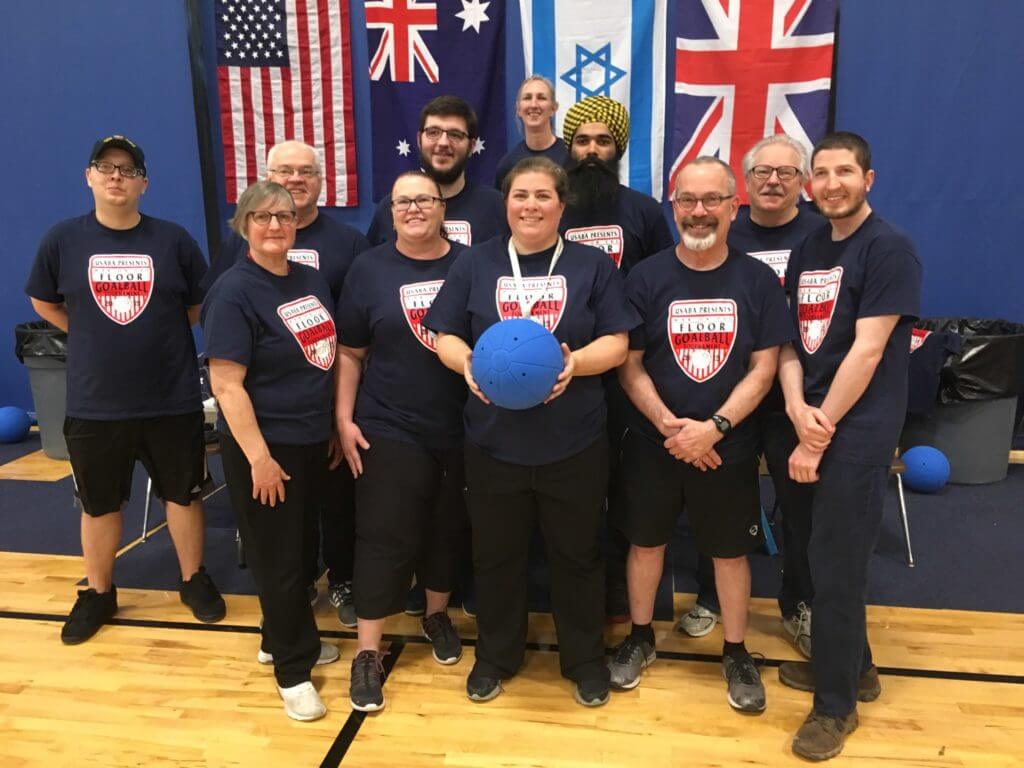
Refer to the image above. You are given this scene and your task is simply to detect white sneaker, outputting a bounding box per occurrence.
[676,604,720,638]
[277,681,326,721]
[258,641,340,666]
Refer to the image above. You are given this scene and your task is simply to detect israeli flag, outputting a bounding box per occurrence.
[519,0,667,199]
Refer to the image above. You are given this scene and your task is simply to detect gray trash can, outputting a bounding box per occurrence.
[15,321,68,460]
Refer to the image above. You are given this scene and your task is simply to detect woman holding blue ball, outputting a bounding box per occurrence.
[425,156,639,707]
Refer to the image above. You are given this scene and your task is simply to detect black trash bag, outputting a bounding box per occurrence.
[14,321,67,363]
[916,317,1024,402]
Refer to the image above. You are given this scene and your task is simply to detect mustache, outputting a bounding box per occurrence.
[683,216,717,226]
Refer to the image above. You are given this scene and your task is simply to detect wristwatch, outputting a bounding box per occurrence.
[711,414,732,436]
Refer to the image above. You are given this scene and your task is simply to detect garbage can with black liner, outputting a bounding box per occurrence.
[14,321,68,460]
[901,318,1024,484]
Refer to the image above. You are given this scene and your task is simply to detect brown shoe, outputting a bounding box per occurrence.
[792,709,859,761]
[778,661,881,702]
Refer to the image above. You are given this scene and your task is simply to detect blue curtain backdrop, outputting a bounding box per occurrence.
[1,0,1022,410]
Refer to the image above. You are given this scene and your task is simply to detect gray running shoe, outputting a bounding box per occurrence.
[781,601,812,659]
[676,604,720,637]
[723,653,766,713]
[607,635,656,690]
[329,581,357,628]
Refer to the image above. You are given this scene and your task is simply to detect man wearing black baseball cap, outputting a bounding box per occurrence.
[25,134,226,644]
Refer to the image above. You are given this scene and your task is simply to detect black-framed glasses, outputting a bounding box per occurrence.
[91,161,145,179]
[391,195,443,212]
[247,210,298,226]
[420,127,470,143]
[267,166,320,178]
[750,164,800,181]
[672,193,734,212]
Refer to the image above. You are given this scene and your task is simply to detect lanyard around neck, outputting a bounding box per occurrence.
[507,236,564,320]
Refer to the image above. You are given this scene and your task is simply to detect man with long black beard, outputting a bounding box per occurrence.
[367,95,505,248]
[560,96,674,621]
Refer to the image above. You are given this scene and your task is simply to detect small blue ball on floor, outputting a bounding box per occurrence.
[0,406,32,444]
[901,445,951,493]
[472,318,564,410]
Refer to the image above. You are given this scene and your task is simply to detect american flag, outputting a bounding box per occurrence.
[216,0,358,206]
[667,0,836,203]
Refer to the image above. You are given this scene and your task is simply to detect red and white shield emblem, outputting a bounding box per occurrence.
[277,295,336,371]
[443,220,472,246]
[797,267,844,355]
[564,225,625,269]
[748,249,790,285]
[495,275,567,332]
[399,280,444,351]
[287,249,320,270]
[667,299,737,383]
[910,328,932,353]
[88,254,154,325]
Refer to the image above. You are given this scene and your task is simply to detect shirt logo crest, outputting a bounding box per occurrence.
[910,328,932,353]
[564,225,625,269]
[399,280,445,351]
[668,299,737,382]
[276,295,337,371]
[88,254,154,325]
[495,275,567,332]
[797,267,844,355]
[442,220,472,246]
[748,249,790,285]
[287,249,320,270]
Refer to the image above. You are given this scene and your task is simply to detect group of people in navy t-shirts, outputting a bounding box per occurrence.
[27,79,921,761]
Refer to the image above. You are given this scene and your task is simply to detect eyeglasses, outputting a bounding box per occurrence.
[672,193,734,212]
[749,164,800,181]
[91,161,145,179]
[247,210,298,226]
[267,166,320,178]
[420,127,470,143]
[391,195,443,212]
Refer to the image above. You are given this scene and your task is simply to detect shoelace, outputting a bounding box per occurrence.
[353,651,388,684]
[729,652,765,685]
[423,612,454,638]
[613,636,645,664]
[794,603,811,639]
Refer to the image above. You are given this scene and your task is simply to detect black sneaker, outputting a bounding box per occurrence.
[607,634,656,690]
[422,611,462,665]
[329,581,357,628]
[179,566,226,623]
[404,583,426,616]
[723,652,766,713]
[61,586,118,645]
[350,650,387,712]
[574,677,610,707]
[466,663,502,702]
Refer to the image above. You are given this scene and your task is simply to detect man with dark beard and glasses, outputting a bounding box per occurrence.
[560,96,674,622]
[367,95,505,248]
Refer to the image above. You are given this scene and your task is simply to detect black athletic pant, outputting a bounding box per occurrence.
[465,438,610,684]
[603,377,631,612]
[810,455,887,717]
[304,463,355,587]
[220,431,323,688]
[353,435,467,619]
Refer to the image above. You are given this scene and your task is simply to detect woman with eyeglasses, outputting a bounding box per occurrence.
[493,75,568,189]
[202,180,341,723]
[334,171,468,712]
[424,157,639,708]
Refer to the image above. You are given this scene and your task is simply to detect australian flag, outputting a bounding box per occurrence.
[365,0,506,200]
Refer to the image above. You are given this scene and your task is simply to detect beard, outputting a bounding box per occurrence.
[566,155,621,217]
[420,146,468,186]
[818,191,867,221]
[680,216,719,251]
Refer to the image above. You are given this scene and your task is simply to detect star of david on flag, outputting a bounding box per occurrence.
[668,0,837,203]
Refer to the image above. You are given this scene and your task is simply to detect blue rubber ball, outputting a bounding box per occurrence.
[472,318,564,410]
[901,445,950,493]
[0,406,31,444]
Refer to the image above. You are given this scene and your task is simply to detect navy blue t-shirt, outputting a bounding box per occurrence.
[200,213,369,301]
[626,247,795,462]
[424,237,640,465]
[561,185,675,275]
[728,203,826,287]
[25,213,206,420]
[202,259,337,445]
[786,213,922,465]
[494,139,570,189]
[367,181,506,247]
[335,242,467,450]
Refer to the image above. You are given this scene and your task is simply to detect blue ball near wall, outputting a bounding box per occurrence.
[0,406,32,444]
[472,318,564,410]
[901,446,951,493]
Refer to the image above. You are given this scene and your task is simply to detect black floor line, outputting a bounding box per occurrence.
[3,608,1022,688]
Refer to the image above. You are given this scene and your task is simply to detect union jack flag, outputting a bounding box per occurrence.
[366,0,440,83]
[667,0,837,202]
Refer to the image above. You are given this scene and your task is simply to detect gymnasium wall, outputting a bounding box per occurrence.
[2,0,1021,410]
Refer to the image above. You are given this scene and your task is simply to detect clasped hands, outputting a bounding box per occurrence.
[787,402,835,483]
[661,416,723,471]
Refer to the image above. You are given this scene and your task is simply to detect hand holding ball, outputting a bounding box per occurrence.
[471,319,565,410]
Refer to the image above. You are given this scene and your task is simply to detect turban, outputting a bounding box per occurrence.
[562,96,630,154]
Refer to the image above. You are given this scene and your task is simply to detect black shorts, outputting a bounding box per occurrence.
[612,429,763,557]
[64,412,206,517]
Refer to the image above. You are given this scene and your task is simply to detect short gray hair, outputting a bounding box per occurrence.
[266,140,321,172]
[675,156,737,197]
[230,181,295,240]
[741,134,809,177]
